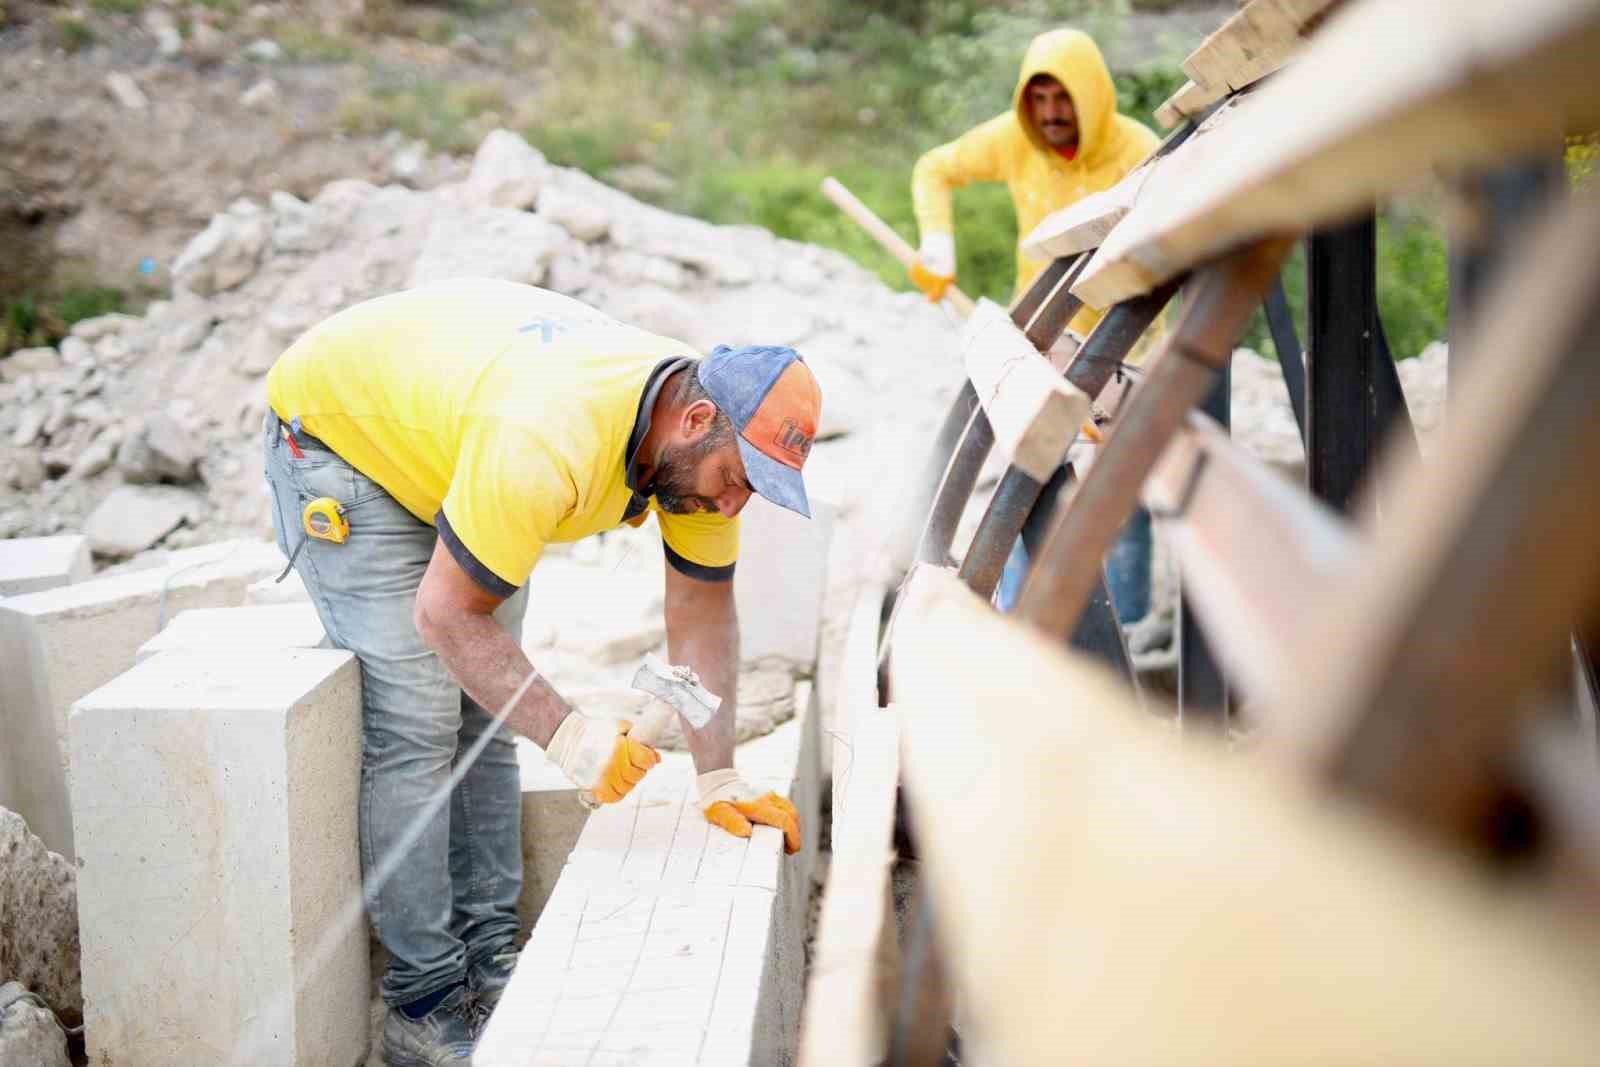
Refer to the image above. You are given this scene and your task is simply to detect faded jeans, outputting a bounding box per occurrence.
[263,412,526,1006]
[995,503,1153,626]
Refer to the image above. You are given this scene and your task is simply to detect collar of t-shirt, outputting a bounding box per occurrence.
[623,356,695,516]
[1055,143,1079,161]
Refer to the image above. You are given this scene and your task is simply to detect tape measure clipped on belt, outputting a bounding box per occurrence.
[302,497,349,544]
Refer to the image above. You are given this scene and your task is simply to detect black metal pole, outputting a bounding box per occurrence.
[1306,215,1379,512]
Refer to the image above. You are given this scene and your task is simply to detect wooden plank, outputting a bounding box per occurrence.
[1285,195,1600,842]
[1155,79,1222,129]
[960,299,1091,483]
[833,579,886,818]
[890,564,1600,1066]
[1020,160,1157,262]
[1182,0,1341,93]
[1144,411,1361,707]
[797,706,900,1067]
[1075,0,1600,308]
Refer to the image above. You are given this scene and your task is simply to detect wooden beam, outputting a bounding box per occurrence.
[1020,160,1156,262]
[1144,411,1362,706]
[1155,79,1221,129]
[1076,0,1600,308]
[833,580,886,817]
[1182,0,1343,94]
[960,300,1091,483]
[1287,194,1600,842]
[891,565,1600,1066]
[798,705,900,1067]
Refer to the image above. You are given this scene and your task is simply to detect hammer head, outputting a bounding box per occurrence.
[630,652,721,731]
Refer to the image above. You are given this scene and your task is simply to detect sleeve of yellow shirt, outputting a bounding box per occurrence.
[438,423,574,598]
[655,506,740,584]
[911,113,1018,238]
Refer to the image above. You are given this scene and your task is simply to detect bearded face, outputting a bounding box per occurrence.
[647,431,728,514]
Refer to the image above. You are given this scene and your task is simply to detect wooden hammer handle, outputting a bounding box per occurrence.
[820,176,976,317]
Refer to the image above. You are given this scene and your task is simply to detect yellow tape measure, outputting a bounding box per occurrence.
[301,497,349,544]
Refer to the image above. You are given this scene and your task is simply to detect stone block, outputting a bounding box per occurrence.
[514,754,586,936]
[0,536,92,597]
[71,649,368,1067]
[135,602,327,663]
[734,495,834,672]
[481,682,821,1066]
[0,540,284,855]
[247,569,310,605]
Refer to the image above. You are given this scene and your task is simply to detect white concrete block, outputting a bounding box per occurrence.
[246,569,309,605]
[134,602,327,663]
[0,535,92,596]
[0,539,285,855]
[734,495,834,671]
[71,649,368,1067]
[479,682,821,1066]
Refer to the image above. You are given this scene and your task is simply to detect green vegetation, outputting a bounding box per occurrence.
[89,0,144,14]
[1,286,126,355]
[53,12,94,51]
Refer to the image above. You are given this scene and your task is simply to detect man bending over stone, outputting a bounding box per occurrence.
[262,277,818,1067]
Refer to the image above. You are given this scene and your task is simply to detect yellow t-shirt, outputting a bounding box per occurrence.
[265,278,740,596]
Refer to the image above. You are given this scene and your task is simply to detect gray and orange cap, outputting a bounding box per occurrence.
[697,345,821,519]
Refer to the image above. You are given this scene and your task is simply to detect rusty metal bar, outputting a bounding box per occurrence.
[1023,253,1093,351]
[1063,277,1182,399]
[1015,239,1293,641]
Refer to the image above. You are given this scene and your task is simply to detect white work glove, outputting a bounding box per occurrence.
[910,232,957,302]
[546,711,661,805]
[697,769,802,854]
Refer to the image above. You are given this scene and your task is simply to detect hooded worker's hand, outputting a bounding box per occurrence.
[546,712,661,804]
[696,769,801,854]
[909,232,957,303]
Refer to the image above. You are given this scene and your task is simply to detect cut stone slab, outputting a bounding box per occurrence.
[0,536,92,597]
[247,569,310,605]
[135,602,327,663]
[483,682,821,1066]
[0,809,80,1028]
[0,540,285,855]
[734,495,834,672]
[71,649,368,1067]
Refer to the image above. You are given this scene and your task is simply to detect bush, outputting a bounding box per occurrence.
[1,286,126,355]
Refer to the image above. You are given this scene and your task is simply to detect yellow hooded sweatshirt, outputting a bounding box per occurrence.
[912,28,1158,336]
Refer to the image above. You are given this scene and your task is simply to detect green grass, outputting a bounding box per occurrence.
[90,0,144,14]
[2,286,127,355]
[53,13,94,51]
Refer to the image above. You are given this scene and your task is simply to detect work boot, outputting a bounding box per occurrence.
[381,984,478,1067]
[466,947,519,1022]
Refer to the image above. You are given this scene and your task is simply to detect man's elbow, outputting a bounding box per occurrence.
[412,591,449,651]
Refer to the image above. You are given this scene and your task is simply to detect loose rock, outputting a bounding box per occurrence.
[0,810,81,1027]
[104,72,148,111]
[461,129,549,210]
[0,984,69,1067]
[83,485,204,557]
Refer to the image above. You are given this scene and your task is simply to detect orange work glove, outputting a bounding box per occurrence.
[696,769,801,854]
[909,232,957,303]
[546,712,661,805]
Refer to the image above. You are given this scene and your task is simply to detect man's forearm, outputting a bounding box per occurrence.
[668,605,739,774]
[420,609,572,748]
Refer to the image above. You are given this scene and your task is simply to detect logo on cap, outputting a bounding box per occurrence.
[775,418,812,462]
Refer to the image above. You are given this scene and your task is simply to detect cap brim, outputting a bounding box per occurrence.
[736,435,811,518]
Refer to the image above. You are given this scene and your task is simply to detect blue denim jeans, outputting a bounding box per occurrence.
[995,505,1153,625]
[263,413,525,1006]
